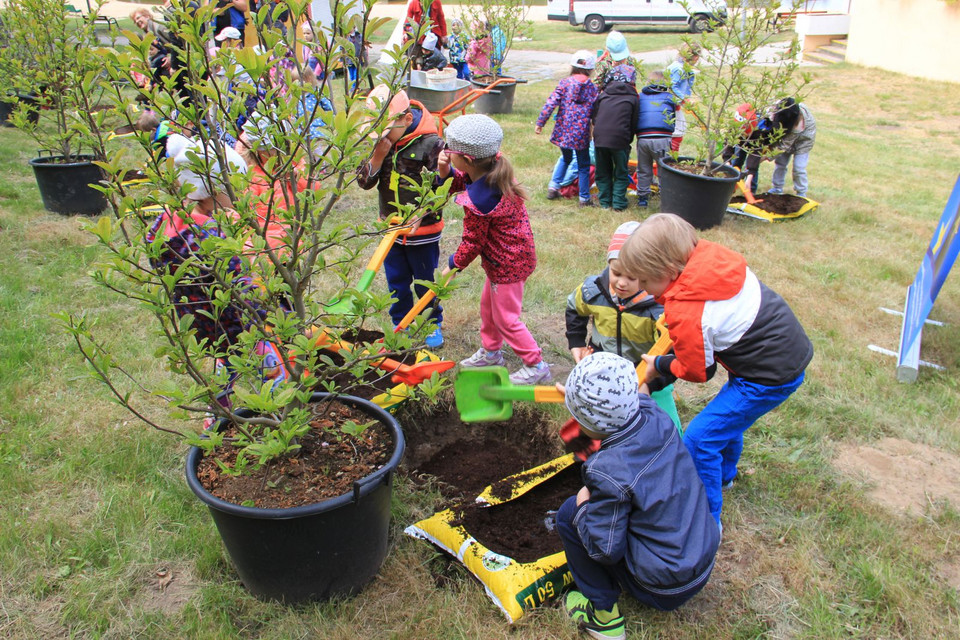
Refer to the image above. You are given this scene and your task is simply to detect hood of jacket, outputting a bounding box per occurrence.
[662,240,746,303]
[603,80,637,96]
[396,100,439,149]
[641,84,669,96]
[572,76,595,103]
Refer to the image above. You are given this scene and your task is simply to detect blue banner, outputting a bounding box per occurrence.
[899,175,960,362]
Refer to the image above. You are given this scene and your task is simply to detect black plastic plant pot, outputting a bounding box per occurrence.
[28,154,108,216]
[185,393,405,603]
[658,156,740,229]
[0,93,40,127]
[470,76,518,114]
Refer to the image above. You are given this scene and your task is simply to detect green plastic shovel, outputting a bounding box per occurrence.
[323,219,410,315]
[455,366,564,423]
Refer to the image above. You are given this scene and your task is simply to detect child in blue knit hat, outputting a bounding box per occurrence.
[556,352,718,640]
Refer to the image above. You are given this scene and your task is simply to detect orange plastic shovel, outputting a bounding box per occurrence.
[312,329,454,385]
[393,269,457,333]
[560,315,674,460]
[736,175,763,205]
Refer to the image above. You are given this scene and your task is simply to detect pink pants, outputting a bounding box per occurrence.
[479,278,542,366]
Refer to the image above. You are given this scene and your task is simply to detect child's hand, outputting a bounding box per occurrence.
[437,150,451,178]
[571,346,592,363]
[639,382,650,396]
[576,485,591,505]
[534,125,542,135]
[640,353,659,383]
[554,382,566,396]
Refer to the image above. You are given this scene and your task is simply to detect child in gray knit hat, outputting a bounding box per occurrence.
[555,352,719,640]
[439,114,552,385]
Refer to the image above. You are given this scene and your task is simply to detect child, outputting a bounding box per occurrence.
[357,85,446,348]
[591,68,638,212]
[665,44,700,152]
[768,97,816,198]
[447,18,470,80]
[438,114,551,385]
[565,221,680,428]
[535,50,599,207]
[620,213,813,526]
[556,352,719,639]
[594,30,636,92]
[634,72,676,208]
[721,103,767,196]
[420,31,448,72]
[465,21,493,79]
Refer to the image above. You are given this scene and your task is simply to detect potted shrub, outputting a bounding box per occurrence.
[658,0,810,228]
[61,0,453,602]
[460,0,530,114]
[0,0,114,215]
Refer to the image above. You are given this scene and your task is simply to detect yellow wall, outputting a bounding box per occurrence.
[846,0,960,83]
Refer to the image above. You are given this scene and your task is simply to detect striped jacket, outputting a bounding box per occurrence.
[565,267,662,364]
[653,240,813,386]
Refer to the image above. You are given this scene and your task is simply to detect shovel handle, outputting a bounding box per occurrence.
[480,385,565,404]
[636,315,673,383]
[394,269,456,333]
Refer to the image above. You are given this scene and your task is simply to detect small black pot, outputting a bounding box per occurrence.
[0,93,40,127]
[470,77,519,114]
[28,153,108,216]
[185,393,405,603]
[658,157,740,229]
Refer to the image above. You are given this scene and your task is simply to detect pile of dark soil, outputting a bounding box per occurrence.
[400,397,564,501]
[730,192,808,214]
[455,464,581,563]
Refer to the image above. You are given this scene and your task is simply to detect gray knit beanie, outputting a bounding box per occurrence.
[564,352,641,436]
[444,114,503,159]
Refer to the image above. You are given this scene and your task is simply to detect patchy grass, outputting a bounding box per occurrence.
[514,21,692,54]
[1,58,960,638]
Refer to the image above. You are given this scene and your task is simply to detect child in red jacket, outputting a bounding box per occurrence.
[438,114,551,385]
[619,213,813,529]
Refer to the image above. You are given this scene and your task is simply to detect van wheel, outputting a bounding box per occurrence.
[689,14,713,33]
[583,14,605,34]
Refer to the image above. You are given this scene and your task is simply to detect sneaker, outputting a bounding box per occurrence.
[564,590,626,640]
[460,348,505,368]
[424,325,444,349]
[579,198,595,208]
[768,188,783,195]
[721,478,735,491]
[546,188,560,200]
[509,361,552,385]
[637,197,648,208]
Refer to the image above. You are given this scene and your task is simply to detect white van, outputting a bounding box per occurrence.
[547,0,728,34]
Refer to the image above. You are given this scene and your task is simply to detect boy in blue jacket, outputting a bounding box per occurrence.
[635,73,676,207]
[556,352,719,640]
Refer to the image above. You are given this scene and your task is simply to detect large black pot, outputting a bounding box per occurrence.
[0,93,40,127]
[658,156,740,229]
[28,153,108,216]
[470,76,519,114]
[186,393,405,603]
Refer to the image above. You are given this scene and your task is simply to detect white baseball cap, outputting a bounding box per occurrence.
[570,50,596,70]
[215,26,242,42]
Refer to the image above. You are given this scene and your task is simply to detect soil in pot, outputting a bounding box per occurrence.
[453,464,582,563]
[196,400,392,509]
[400,397,564,500]
[729,192,808,214]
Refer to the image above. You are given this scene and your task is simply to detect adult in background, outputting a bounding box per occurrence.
[404,0,447,69]
[213,0,249,48]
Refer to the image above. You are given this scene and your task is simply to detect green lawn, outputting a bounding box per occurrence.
[1,61,960,638]
[514,21,694,54]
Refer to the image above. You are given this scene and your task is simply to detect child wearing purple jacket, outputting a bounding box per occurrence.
[535,50,599,207]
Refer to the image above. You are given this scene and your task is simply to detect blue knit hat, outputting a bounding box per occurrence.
[564,352,640,436]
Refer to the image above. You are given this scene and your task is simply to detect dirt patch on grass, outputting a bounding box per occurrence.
[135,565,197,616]
[834,437,960,515]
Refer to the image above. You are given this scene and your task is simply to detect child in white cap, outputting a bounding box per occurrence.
[535,50,599,207]
[556,352,719,640]
[438,114,551,385]
[565,220,680,427]
[420,31,448,72]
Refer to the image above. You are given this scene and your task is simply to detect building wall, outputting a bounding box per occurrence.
[846,0,960,83]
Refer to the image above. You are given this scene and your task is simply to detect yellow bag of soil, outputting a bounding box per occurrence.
[404,454,577,623]
[727,194,819,222]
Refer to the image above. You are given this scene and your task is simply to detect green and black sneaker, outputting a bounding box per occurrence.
[563,589,626,640]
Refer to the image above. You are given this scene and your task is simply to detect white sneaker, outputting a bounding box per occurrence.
[509,362,552,385]
[460,348,506,368]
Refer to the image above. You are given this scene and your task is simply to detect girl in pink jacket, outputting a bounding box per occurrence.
[438,114,552,385]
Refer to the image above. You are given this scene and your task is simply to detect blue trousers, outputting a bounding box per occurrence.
[556,496,711,612]
[383,240,442,327]
[683,372,805,523]
[550,147,592,202]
